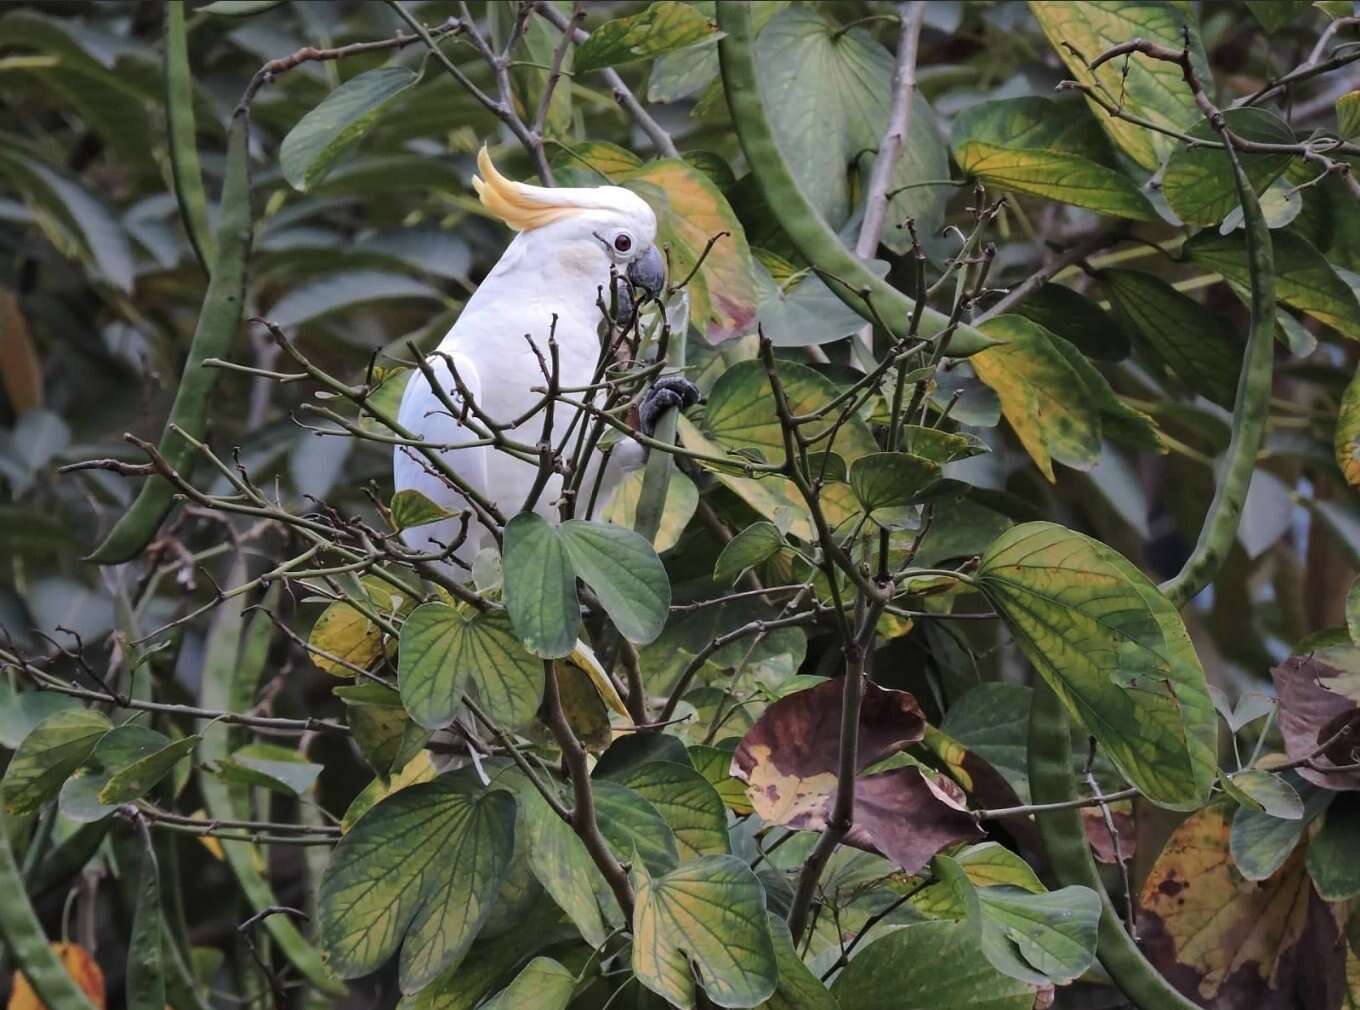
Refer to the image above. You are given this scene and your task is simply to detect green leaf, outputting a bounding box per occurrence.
[559,521,671,645]
[502,513,579,659]
[899,426,988,465]
[1337,364,1360,490]
[1101,268,1241,408]
[59,724,167,823]
[1030,0,1213,171]
[848,452,942,521]
[1230,776,1332,880]
[480,957,575,1010]
[1304,794,1360,900]
[1246,0,1312,31]
[98,733,198,804]
[1337,90,1360,140]
[831,918,1037,1010]
[704,359,878,465]
[632,854,778,1009]
[390,489,454,531]
[1221,769,1303,819]
[1347,578,1360,646]
[2,708,110,815]
[689,745,754,815]
[575,1,721,73]
[267,270,444,328]
[977,522,1217,809]
[318,773,516,993]
[1184,229,1360,340]
[971,316,1103,482]
[615,761,731,862]
[754,4,950,250]
[752,253,886,348]
[215,743,323,797]
[1045,332,1164,453]
[398,602,543,731]
[952,96,1154,220]
[940,684,1034,802]
[602,467,699,553]
[760,915,839,1009]
[594,779,680,875]
[1013,282,1130,361]
[714,521,785,587]
[1162,108,1296,225]
[336,683,430,782]
[976,885,1101,985]
[281,67,422,192]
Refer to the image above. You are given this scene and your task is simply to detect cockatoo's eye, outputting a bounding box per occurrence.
[613,233,633,253]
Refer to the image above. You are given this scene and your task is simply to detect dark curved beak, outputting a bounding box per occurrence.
[627,244,665,299]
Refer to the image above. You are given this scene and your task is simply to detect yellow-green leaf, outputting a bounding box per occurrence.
[1338,365,1360,489]
[602,467,698,552]
[1029,0,1213,171]
[1162,108,1297,226]
[972,315,1103,482]
[2,708,110,815]
[307,575,412,677]
[390,489,454,531]
[951,96,1155,220]
[977,522,1217,809]
[1338,90,1360,140]
[574,1,720,74]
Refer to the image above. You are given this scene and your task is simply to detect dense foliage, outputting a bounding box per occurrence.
[2,2,1360,1010]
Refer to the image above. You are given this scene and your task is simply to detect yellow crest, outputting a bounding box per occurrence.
[472,147,580,231]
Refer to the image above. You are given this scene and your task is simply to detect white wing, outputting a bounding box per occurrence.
[393,351,489,566]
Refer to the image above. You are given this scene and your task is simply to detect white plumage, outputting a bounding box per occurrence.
[394,149,660,567]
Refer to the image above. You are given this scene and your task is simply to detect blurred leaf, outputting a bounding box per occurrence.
[831,918,1038,1009]
[59,724,167,823]
[1031,0,1212,171]
[97,733,197,804]
[1012,282,1130,361]
[1338,90,1360,140]
[318,772,515,992]
[126,825,165,1010]
[1230,775,1331,880]
[336,683,430,782]
[267,271,444,329]
[713,521,784,587]
[200,0,287,12]
[1185,229,1360,340]
[1101,268,1241,407]
[1220,769,1303,818]
[281,67,422,192]
[1162,108,1296,225]
[624,159,756,342]
[752,253,886,348]
[940,683,1033,802]
[754,3,950,250]
[480,958,575,1010]
[575,2,721,73]
[1305,794,1360,900]
[631,855,778,1010]
[952,96,1154,220]
[1338,365,1360,489]
[1348,579,1360,646]
[971,315,1103,481]
[0,290,42,411]
[1245,0,1312,31]
[215,743,323,797]
[2,708,110,815]
[978,522,1217,809]
[8,942,106,1010]
[602,467,699,552]
[397,602,542,731]
[390,489,454,531]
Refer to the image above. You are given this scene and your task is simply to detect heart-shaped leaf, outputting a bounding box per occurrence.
[713,521,784,587]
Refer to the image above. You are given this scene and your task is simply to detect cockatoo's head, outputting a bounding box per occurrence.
[472,146,664,297]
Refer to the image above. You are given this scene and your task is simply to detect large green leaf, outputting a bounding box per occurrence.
[594,779,680,875]
[760,915,839,1009]
[1162,108,1296,225]
[1230,776,1332,880]
[1184,229,1360,340]
[574,1,720,73]
[952,96,1154,220]
[848,452,941,522]
[1101,268,1241,407]
[632,854,778,1009]
[318,773,515,993]
[971,315,1103,482]
[704,358,877,465]
[397,602,542,730]
[502,512,578,659]
[267,270,444,329]
[559,521,671,644]
[58,723,167,823]
[976,522,1217,809]
[753,3,949,250]
[977,885,1100,985]
[831,918,1038,1010]
[753,255,882,348]
[1030,0,1213,171]
[1,708,110,815]
[480,957,576,1010]
[1012,282,1130,361]
[714,521,785,587]
[281,67,422,192]
[615,761,731,862]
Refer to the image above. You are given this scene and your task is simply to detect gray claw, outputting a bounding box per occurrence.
[639,376,701,435]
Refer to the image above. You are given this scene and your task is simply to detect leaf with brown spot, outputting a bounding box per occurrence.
[730,677,980,873]
[1273,650,1360,791]
[1137,803,1346,1010]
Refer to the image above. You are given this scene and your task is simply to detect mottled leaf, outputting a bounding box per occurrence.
[2,708,110,815]
[98,733,197,804]
[978,522,1217,809]
[1221,769,1303,819]
[1338,366,1360,490]
[1229,774,1331,880]
[632,854,777,1009]
[215,742,323,797]
[616,761,730,862]
[59,724,167,823]
[1162,108,1296,226]
[335,683,430,782]
[574,1,720,73]
[480,957,575,1010]
[595,779,680,875]
[1273,650,1360,790]
[307,575,411,677]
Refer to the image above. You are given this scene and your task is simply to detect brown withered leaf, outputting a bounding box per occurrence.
[1082,800,1136,865]
[731,677,981,874]
[1138,803,1346,1010]
[1273,653,1360,791]
[920,725,1042,854]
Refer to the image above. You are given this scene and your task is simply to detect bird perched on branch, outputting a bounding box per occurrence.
[394,147,697,567]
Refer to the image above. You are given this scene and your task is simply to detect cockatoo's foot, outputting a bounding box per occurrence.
[639,376,701,436]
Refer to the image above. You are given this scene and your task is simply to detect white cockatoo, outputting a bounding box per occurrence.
[394,148,695,567]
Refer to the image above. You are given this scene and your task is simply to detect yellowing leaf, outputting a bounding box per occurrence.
[1338,90,1360,140]
[0,289,42,412]
[1338,365,1360,490]
[972,315,1102,482]
[8,943,106,1010]
[952,96,1155,220]
[1029,0,1213,171]
[602,467,699,552]
[307,575,411,677]
[340,752,436,834]
[573,2,720,74]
